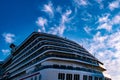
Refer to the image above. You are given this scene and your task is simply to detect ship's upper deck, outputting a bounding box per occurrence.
[2,32,103,66]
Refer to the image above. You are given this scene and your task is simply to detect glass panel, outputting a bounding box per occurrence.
[74,74,80,80]
[58,73,65,80]
[95,77,98,80]
[34,76,37,80]
[99,77,102,80]
[89,76,92,80]
[83,75,87,80]
[66,74,72,80]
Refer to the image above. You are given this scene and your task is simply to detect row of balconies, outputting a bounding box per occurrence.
[12,33,39,56]
[9,50,100,78]
[6,36,89,71]
[6,42,96,72]
[12,35,85,61]
[4,37,39,71]
[7,45,98,75]
[19,34,91,61]
[6,40,45,71]
[34,64,101,74]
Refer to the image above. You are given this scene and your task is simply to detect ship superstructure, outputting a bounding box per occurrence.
[0,32,111,80]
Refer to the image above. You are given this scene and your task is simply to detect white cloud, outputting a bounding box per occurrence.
[2,33,15,44]
[76,0,88,6]
[107,31,120,50]
[49,25,66,36]
[95,0,104,9]
[84,26,92,34]
[1,49,10,55]
[109,0,120,11]
[80,0,88,6]
[36,17,47,32]
[59,10,72,35]
[81,11,92,21]
[49,9,72,36]
[93,32,107,43]
[97,23,112,31]
[97,13,120,31]
[58,25,66,36]
[38,29,41,32]
[37,1,77,35]
[42,1,54,17]
[73,0,89,8]
[56,6,62,14]
[38,2,71,35]
[81,31,120,80]
[48,26,58,35]
[61,9,72,24]
[111,13,120,25]
[97,14,112,31]
[98,14,110,23]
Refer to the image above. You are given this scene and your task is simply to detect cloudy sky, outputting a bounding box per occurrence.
[0,0,120,79]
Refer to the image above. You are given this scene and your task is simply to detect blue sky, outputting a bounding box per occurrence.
[0,0,120,79]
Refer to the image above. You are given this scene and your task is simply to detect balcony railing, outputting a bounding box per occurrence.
[33,64,102,74]
[7,43,98,73]
[8,46,99,74]
[9,50,100,78]
[6,36,94,72]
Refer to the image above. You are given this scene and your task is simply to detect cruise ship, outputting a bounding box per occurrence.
[0,32,111,80]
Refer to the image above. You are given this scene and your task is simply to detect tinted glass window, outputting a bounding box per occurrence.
[58,73,65,80]
[83,75,87,80]
[74,74,80,80]
[66,74,72,80]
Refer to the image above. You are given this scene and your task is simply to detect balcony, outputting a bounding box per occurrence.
[33,64,101,74]
[9,48,99,76]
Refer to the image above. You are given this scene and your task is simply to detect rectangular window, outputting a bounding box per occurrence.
[74,74,80,80]
[31,77,33,80]
[66,74,72,80]
[89,76,92,80]
[34,76,37,80]
[58,73,65,80]
[39,74,41,80]
[99,77,103,80]
[95,77,98,80]
[83,75,87,80]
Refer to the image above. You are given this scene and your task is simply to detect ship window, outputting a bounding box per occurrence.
[83,75,87,80]
[74,74,80,80]
[39,74,41,80]
[58,73,65,80]
[66,74,72,80]
[31,77,33,80]
[34,76,37,80]
[89,76,92,80]
[95,77,98,80]
[99,77,103,80]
